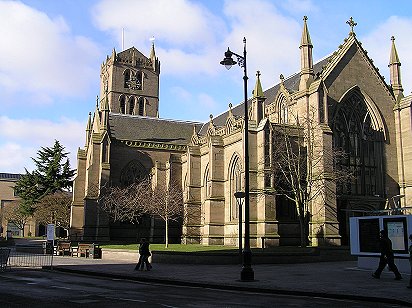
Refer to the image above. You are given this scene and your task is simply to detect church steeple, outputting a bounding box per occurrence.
[389,36,403,99]
[299,16,314,91]
[251,71,265,123]
[85,111,92,147]
[101,85,109,131]
[253,70,264,98]
[150,38,156,59]
[150,37,160,73]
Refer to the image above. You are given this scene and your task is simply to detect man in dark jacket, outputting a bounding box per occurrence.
[372,229,402,280]
[134,238,152,271]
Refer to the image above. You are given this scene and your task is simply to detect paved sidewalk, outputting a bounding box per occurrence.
[48,256,412,306]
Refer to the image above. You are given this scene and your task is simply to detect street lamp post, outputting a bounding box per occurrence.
[234,191,245,263]
[221,38,254,281]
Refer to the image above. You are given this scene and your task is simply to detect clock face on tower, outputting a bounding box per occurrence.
[126,76,141,90]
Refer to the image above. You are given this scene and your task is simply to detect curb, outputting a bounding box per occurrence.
[44,266,412,307]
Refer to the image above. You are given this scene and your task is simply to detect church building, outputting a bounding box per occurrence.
[70,17,412,246]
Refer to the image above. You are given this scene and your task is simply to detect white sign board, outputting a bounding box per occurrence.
[387,221,406,251]
[350,215,412,256]
[47,224,55,241]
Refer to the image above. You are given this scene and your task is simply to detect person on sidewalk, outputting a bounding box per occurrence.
[408,234,412,289]
[134,238,152,271]
[372,229,402,280]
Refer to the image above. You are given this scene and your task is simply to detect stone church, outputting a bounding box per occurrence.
[70,17,412,246]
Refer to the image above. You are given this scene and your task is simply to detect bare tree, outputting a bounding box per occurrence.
[146,179,184,248]
[264,109,352,246]
[98,180,151,224]
[34,191,72,235]
[98,178,185,247]
[3,201,30,237]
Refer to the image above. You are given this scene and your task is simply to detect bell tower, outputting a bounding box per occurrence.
[99,43,160,117]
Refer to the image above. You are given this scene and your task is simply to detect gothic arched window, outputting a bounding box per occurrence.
[119,96,126,114]
[138,97,144,116]
[332,92,385,197]
[229,156,242,220]
[277,98,288,123]
[124,69,130,88]
[120,160,148,186]
[203,166,210,199]
[129,97,135,115]
[136,71,143,90]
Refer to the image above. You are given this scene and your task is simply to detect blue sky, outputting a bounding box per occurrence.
[1,0,412,174]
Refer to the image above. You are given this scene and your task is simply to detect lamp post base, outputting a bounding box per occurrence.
[240,266,255,281]
[240,250,254,281]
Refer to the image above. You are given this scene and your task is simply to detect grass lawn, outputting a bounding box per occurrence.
[100,243,239,252]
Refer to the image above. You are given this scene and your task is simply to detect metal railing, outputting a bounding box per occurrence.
[1,245,53,270]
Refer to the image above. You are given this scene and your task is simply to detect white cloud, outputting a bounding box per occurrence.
[92,0,228,77]
[92,0,303,88]
[222,0,301,90]
[0,1,101,104]
[362,16,412,94]
[92,0,226,49]
[0,143,33,173]
[0,116,84,173]
[158,47,222,76]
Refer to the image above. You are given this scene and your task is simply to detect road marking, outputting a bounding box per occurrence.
[161,305,179,308]
[70,299,100,304]
[105,297,146,303]
[50,285,72,290]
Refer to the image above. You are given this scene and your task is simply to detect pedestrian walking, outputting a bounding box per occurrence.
[134,238,152,271]
[372,229,402,280]
[408,234,412,289]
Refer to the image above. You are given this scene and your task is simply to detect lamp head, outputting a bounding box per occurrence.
[234,191,246,199]
[220,48,237,70]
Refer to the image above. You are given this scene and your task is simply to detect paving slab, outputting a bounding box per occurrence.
[48,256,412,306]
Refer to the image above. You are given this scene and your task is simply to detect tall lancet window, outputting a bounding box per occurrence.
[278,98,288,123]
[124,69,130,88]
[203,167,210,199]
[138,97,144,116]
[129,97,135,115]
[136,71,143,90]
[332,92,385,197]
[119,96,126,114]
[229,156,242,220]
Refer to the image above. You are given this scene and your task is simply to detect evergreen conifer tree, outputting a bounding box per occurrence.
[14,140,75,214]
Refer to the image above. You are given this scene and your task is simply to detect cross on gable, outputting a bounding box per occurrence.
[346,17,357,35]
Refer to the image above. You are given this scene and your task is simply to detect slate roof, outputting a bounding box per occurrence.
[108,113,202,145]
[199,56,331,135]
[108,56,332,142]
[0,173,22,181]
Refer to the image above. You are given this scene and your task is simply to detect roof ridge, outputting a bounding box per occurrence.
[109,113,203,125]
